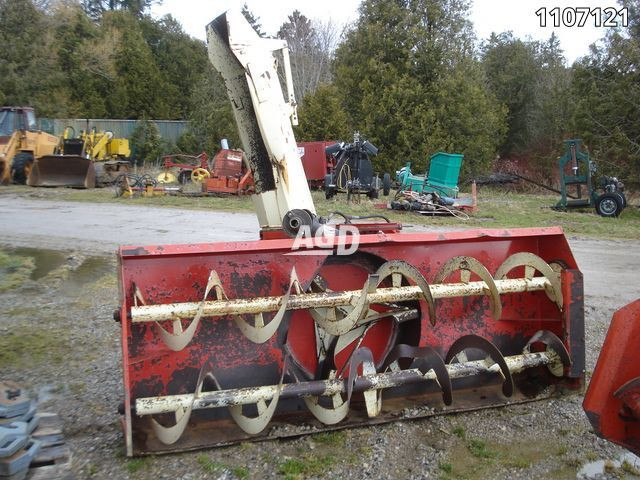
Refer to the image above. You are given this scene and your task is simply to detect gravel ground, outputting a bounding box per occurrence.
[1,196,639,480]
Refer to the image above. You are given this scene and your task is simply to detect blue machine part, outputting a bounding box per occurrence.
[0,439,41,476]
[0,422,29,458]
[0,384,30,420]
[0,402,37,426]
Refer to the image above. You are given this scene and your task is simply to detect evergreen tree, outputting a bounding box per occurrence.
[333,0,504,175]
[187,66,239,153]
[0,0,63,115]
[572,2,640,186]
[82,0,160,19]
[52,2,113,117]
[294,84,350,142]
[103,11,169,118]
[140,14,208,119]
[129,117,166,163]
[241,3,263,37]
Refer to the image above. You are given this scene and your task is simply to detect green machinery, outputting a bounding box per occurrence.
[555,139,626,217]
[396,152,463,198]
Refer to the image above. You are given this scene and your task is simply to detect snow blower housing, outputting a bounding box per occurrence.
[115,10,585,456]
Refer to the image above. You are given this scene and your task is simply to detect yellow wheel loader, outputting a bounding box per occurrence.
[28,127,131,188]
[0,106,59,185]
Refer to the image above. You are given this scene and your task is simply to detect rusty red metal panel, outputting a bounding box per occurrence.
[297,141,335,185]
[211,149,244,177]
[584,299,640,456]
[118,227,582,455]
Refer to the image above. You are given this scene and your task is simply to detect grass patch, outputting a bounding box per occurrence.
[196,455,249,478]
[233,466,249,479]
[0,325,69,367]
[0,249,35,291]
[468,439,496,459]
[439,437,563,479]
[604,460,616,473]
[277,454,335,478]
[585,451,598,461]
[452,426,465,439]
[126,457,148,473]
[55,184,256,213]
[278,458,306,476]
[312,431,346,446]
[502,457,531,469]
[197,454,225,473]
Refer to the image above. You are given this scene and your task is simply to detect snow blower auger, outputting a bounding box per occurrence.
[584,299,640,456]
[115,10,585,456]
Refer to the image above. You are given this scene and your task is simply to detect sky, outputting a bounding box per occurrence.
[150,0,617,63]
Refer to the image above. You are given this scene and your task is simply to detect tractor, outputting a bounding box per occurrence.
[0,107,58,185]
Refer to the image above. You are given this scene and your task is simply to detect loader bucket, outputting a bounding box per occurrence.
[117,226,584,456]
[27,155,96,188]
[584,299,640,456]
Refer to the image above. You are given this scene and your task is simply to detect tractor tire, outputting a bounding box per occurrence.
[11,152,34,185]
[614,191,627,209]
[325,174,335,200]
[595,193,623,217]
[368,175,381,199]
[383,173,391,196]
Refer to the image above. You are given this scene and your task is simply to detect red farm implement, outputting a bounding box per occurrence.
[584,300,640,456]
[161,152,210,184]
[297,141,335,189]
[201,148,253,195]
[117,226,584,455]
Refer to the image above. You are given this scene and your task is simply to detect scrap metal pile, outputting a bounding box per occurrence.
[390,190,464,216]
[114,10,585,457]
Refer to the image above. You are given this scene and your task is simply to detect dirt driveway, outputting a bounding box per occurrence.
[1,196,638,304]
[1,195,639,479]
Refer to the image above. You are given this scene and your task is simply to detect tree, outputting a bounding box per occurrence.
[332,0,504,175]
[481,31,573,175]
[294,83,350,141]
[81,0,160,19]
[51,2,115,117]
[571,1,640,187]
[277,11,335,102]
[528,34,572,159]
[140,14,208,119]
[241,3,263,37]
[0,0,63,115]
[424,60,507,178]
[187,66,239,153]
[129,117,166,164]
[103,11,169,118]
[481,32,541,156]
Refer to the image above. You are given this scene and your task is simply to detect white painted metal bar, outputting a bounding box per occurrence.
[135,351,553,416]
[131,277,549,323]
